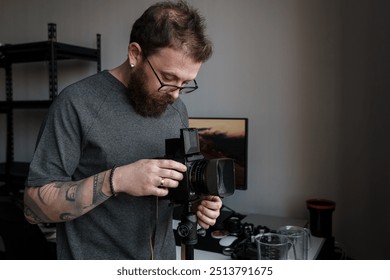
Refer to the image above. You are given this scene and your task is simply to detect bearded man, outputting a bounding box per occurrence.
[24,0,221,260]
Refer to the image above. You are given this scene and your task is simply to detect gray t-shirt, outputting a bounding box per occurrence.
[27,71,188,259]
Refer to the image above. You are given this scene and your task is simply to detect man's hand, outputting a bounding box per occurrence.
[196,195,222,229]
[114,159,187,197]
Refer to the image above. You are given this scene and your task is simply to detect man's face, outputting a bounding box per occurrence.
[128,48,202,117]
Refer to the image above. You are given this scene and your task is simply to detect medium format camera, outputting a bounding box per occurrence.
[165,128,235,203]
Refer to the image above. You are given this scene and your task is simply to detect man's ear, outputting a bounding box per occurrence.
[128,42,142,66]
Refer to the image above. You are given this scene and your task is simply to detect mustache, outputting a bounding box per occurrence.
[154,90,175,105]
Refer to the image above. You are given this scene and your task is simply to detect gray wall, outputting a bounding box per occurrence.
[0,0,388,259]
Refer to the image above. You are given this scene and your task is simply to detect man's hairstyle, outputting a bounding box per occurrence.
[130,0,213,62]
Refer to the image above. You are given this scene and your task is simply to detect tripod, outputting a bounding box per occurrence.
[176,201,205,260]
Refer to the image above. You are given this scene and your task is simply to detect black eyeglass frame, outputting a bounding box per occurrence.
[146,59,198,94]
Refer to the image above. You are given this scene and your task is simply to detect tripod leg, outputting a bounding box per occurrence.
[181,243,195,260]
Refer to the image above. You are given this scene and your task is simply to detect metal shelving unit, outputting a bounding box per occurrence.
[0,23,101,195]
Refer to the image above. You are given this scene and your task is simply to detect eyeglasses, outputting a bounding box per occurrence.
[146,59,198,94]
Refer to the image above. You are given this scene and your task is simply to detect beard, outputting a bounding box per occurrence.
[127,65,175,118]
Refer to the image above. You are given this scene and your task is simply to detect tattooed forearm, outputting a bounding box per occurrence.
[24,170,112,224]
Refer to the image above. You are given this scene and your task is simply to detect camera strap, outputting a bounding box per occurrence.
[149,196,159,260]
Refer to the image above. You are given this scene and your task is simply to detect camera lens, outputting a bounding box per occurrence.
[189,159,208,193]
[188,158,235,197]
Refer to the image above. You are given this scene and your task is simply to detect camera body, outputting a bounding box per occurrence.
[165,128,235,203]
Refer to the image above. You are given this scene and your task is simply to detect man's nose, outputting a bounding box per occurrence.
[167,88,180,99]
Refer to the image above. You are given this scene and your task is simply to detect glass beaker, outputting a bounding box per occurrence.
[277,225,311,260]
[255,233,294,260]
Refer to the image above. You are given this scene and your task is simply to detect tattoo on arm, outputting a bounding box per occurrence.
[65,183,78,201]
[38,182,63,205]
[25,171,111,223]
[60,212,76,221]
[84,172,110,209]
[24,190,52,223]
[24,204,45,224]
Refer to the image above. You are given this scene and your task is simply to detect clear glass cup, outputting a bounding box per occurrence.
[255,233,294,260]
[277,225,311,260]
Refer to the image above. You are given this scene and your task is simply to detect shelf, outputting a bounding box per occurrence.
[0,40,99,65]
[0,100,52,113]
[0,161,30,187]
[1,23,101,194]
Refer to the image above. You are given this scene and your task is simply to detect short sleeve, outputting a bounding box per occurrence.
[26,90,82,187]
